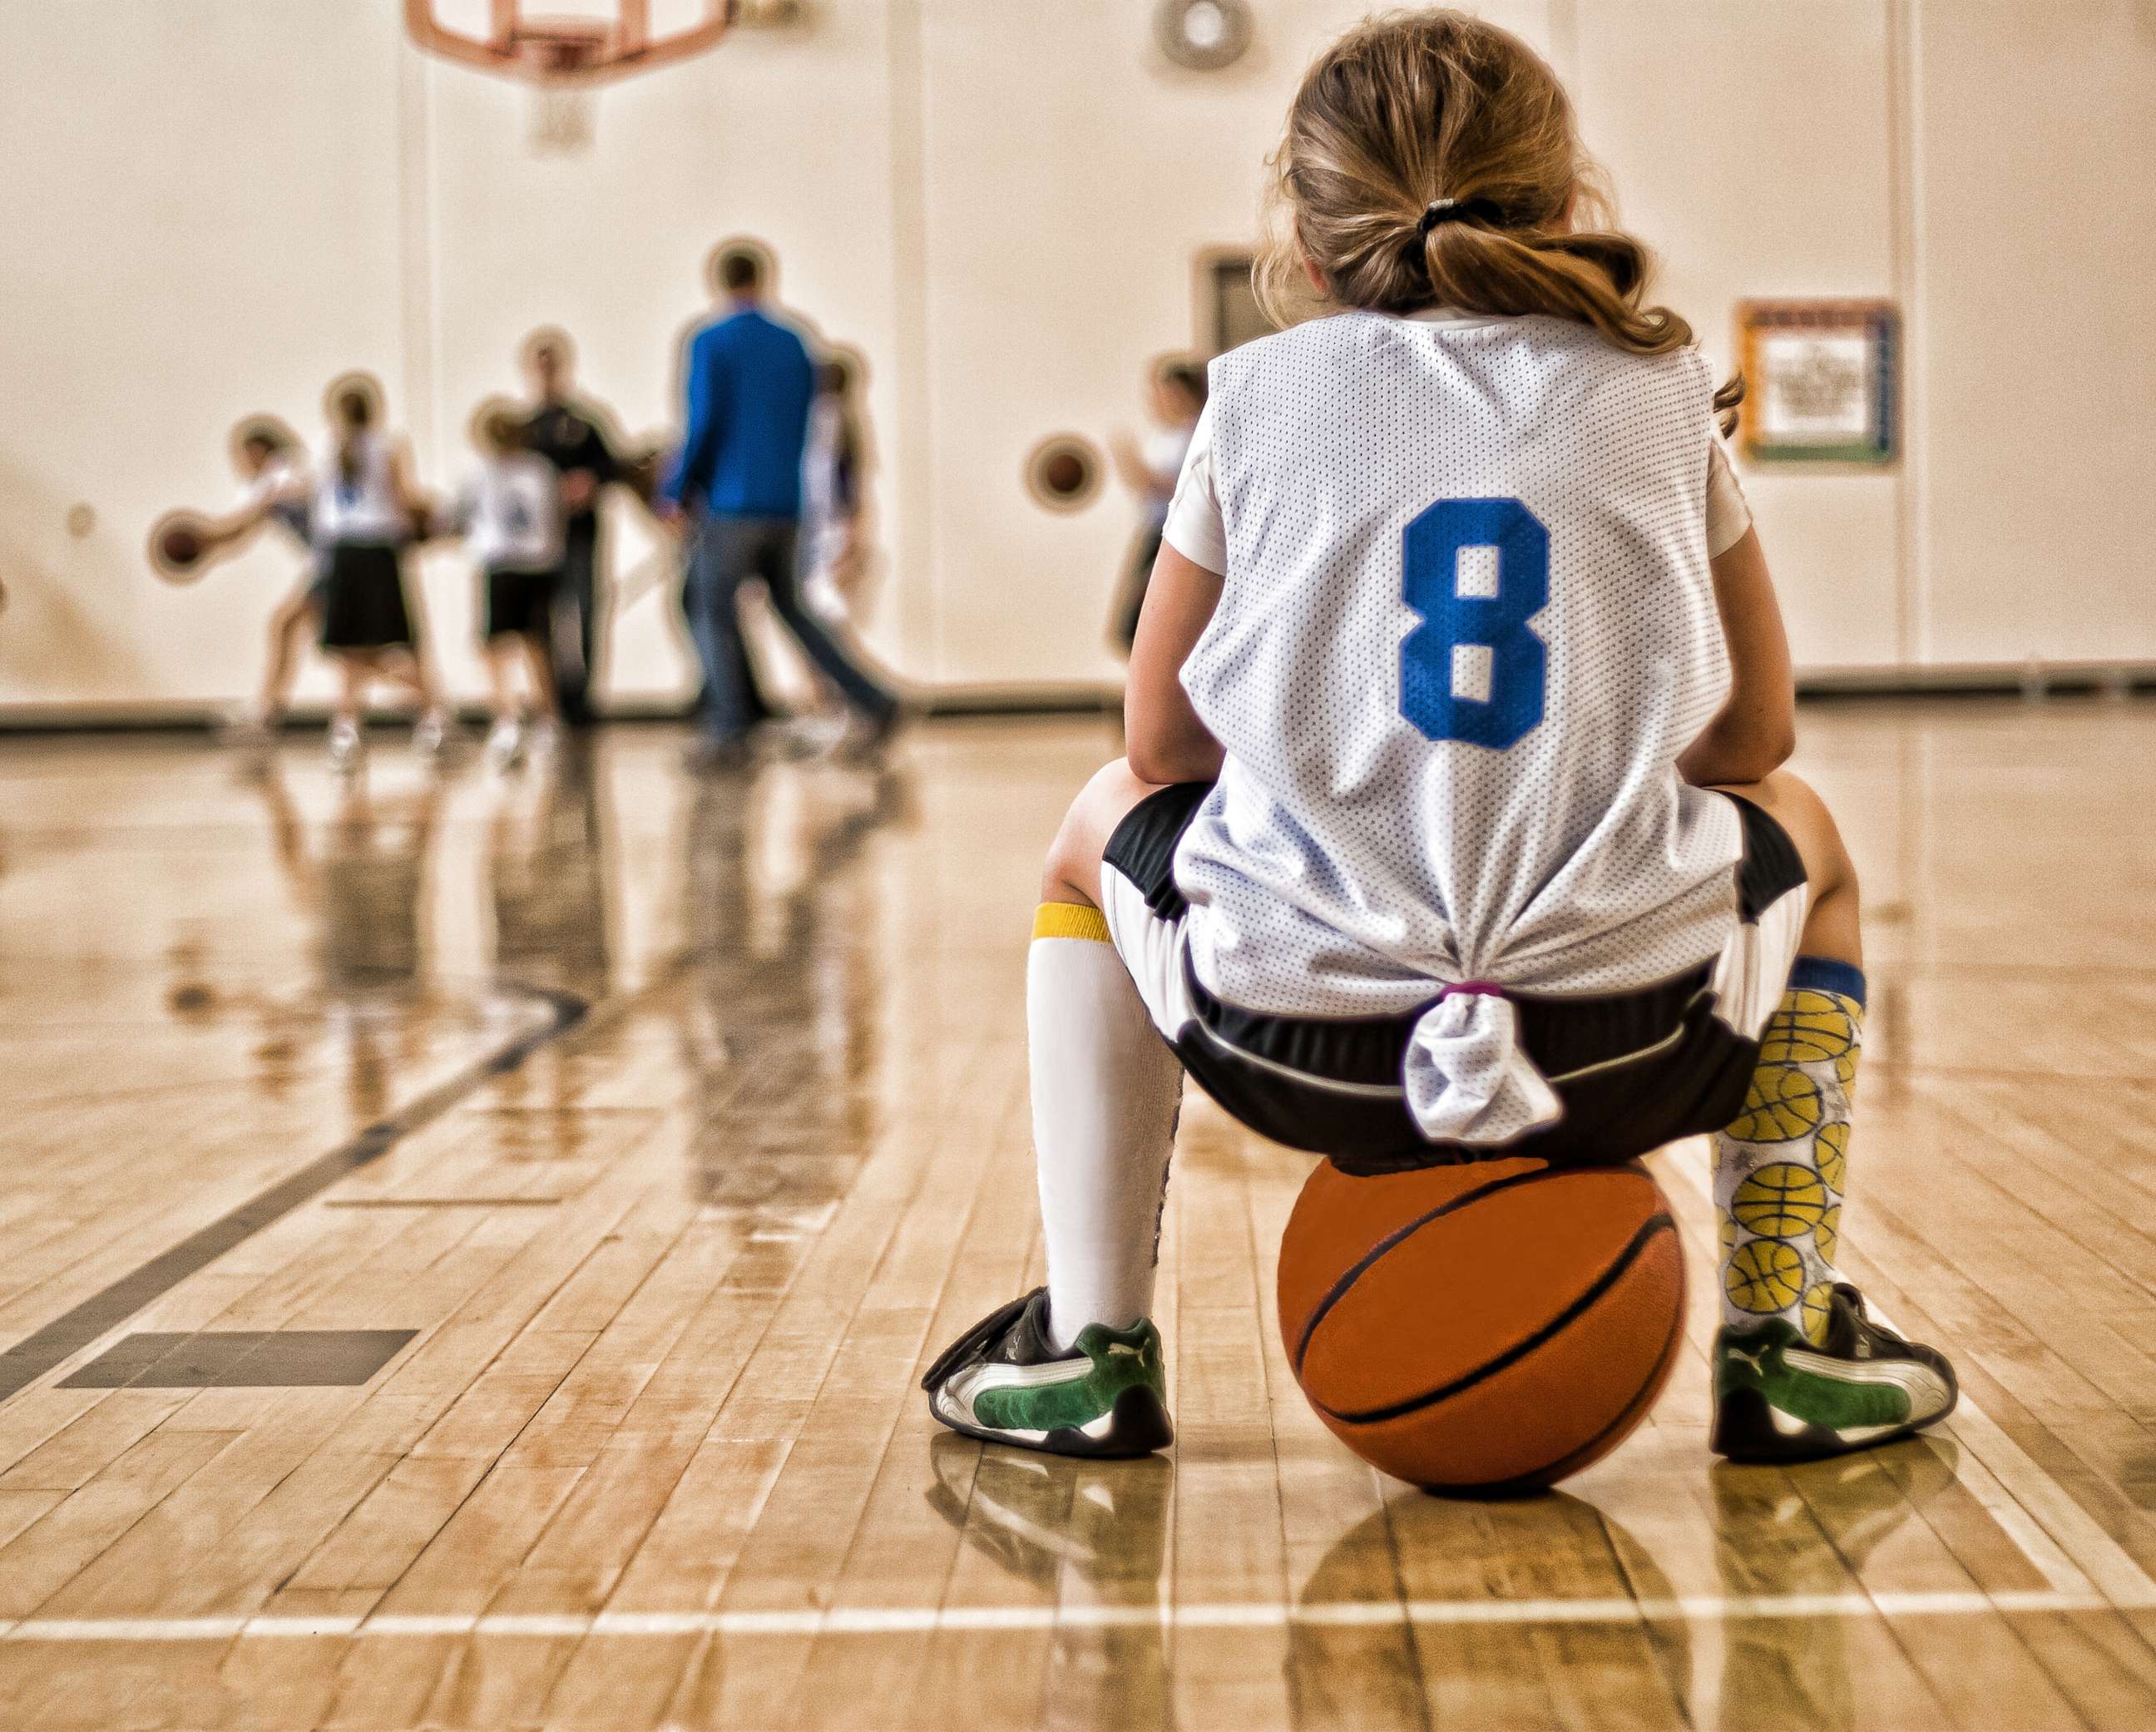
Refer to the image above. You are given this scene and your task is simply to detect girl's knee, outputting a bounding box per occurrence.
[1041,758,1158,905]
[1744,769,1857,903]
[1041,782,1103,905]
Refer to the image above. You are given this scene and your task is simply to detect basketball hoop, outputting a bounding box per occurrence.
[403,2,738,152]
[513,21,605,151]
[507,17,611,83]
[529,84,596,153]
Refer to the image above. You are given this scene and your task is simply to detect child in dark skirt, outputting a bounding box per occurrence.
[312,374,451,774]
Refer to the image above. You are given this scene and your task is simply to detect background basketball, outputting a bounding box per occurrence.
[619,441,667,507]
[146,513,210,583]
[1278,1155,1685,1494]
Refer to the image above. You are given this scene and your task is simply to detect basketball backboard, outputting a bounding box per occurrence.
[403,1,737,86]
[403,1,739,149]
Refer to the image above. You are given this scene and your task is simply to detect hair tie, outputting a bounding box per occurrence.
[1417,197,1504,239]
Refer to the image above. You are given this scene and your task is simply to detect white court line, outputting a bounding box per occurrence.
[1659,1143,2156,1607]
[2,1588,2153,1645]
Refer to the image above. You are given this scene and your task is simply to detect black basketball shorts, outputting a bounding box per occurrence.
[1097,783,1808,1175]
[484,567,557,641]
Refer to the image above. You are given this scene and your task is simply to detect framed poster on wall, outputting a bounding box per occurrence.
[1196,250,1275,356]
[1736,299,1899,464]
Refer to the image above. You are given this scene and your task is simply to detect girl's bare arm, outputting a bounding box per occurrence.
[1678,526,1797,787]
[1125,542,1226,785]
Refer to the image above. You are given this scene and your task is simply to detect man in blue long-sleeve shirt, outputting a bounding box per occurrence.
[663,247,898,765]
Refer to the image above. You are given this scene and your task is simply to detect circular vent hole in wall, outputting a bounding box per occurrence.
[1026,436,1103,512]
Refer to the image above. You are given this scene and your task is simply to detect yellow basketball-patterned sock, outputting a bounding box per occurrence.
[1714,958,1865,1344]
[1027,902,1185,1353]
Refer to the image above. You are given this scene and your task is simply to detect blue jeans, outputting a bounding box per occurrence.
[685,514,894,742]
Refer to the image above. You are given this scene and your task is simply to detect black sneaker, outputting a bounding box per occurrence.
[1712,1284,1957,1463]
[922,1289,1173,1458]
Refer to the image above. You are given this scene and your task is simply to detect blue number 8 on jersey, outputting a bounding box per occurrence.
[1400,497,1549,750]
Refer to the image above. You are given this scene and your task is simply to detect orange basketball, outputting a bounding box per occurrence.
[1278,1155,1684,1494]
[146,511,212,583]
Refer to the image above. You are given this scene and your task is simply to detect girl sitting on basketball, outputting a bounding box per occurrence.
[923,7,1955,1464]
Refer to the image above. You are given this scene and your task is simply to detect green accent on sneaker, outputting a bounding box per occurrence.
[1714,1320,1912,1433]
[972,1320,1165,1434]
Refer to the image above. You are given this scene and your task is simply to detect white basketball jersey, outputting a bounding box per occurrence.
[1174,310,1743,1142]
[313,433,405,546]
[459,453,562,572]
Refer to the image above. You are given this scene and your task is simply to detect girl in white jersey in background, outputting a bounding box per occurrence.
[178,416,431,752]
[450,401,566,771]
[800,349,872,631]
[314,375,451,774]
[926,9,1956,1467]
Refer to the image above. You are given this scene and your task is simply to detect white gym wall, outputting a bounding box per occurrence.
[1,0,2150,720]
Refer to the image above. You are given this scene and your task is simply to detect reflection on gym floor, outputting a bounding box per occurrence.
[1,707,2150,1730]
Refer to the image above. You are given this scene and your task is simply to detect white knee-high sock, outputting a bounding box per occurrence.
[1028,903,1185,1352]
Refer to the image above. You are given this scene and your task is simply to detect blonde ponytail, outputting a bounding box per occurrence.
[326,379,379,492]
[1257,9,1741,427]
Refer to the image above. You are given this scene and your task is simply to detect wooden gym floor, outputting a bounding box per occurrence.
[1,704,2154,1731]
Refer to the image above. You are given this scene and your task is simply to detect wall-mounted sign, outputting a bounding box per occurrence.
[1195,251,1275,357]
[1736,299,1898,465]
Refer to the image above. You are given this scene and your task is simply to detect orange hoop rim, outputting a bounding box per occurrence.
[403,1,737,88]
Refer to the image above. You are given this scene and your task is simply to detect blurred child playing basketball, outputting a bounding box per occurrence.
[451,401,566,771]
[223,418,321,741]
[314,374,452,774]
[925,9,1956,1464]
[203,416,338,748]
[170,411,438,756]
